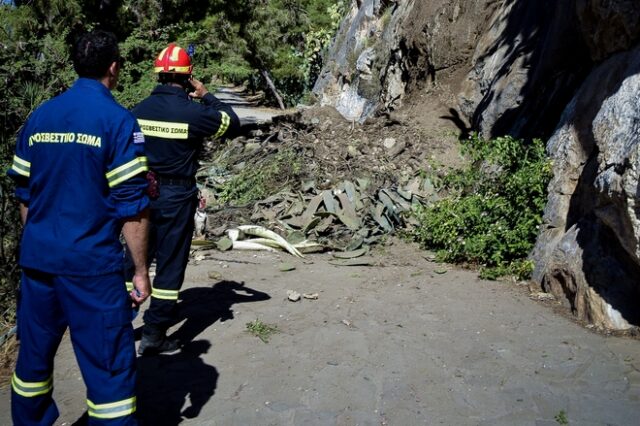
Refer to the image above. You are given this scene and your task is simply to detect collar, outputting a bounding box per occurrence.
[151,84,189,99]
[72,78,113,98]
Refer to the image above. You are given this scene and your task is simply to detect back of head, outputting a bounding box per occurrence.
[158,72,192,89]
[72,30,120,79]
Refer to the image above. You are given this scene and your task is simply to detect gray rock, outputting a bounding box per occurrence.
[382,137,406,158]
[532,45,640,330]
[577,0,640,61]
[313,0,495,122]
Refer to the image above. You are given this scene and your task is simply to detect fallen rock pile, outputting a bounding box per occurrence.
[195,106,459,256]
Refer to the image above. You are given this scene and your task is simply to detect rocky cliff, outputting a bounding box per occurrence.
[314,0,640,330]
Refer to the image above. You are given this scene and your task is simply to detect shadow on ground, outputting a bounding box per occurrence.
[133,281,269,425]
[136,340,218,425]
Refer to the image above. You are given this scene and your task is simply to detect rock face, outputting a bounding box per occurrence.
[313,0,496,122]
[532,46,640,330]
[316,0,640,329]
[459,0,593,139]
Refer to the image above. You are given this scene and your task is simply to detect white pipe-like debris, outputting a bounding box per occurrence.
[237,225,304,258]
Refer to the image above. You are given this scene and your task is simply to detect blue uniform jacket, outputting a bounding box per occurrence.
[8,78,150,276]
[133,85,240,179]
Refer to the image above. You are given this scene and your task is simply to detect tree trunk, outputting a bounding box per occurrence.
[261,69,285,110]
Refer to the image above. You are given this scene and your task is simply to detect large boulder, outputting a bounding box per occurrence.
[532,45,640,330]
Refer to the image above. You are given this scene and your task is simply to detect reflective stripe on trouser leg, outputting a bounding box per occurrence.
[12,269,65,425]
[143,186,198,328]
[11,373,53,397]
[88,396,136,419]
[151,286,179,300]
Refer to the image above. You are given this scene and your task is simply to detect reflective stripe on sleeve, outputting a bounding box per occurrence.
[11,155,31,178]
[11,373,53,398]
[151,286,179,301]
[87,396,136,419]
[106,157,148,188]
[125,281,134,292]
[214,112,231,138]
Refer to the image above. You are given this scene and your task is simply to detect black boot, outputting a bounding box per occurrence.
[138,324,181,355]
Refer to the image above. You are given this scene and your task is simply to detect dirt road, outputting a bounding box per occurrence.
[0,241,638,425]
[214,87,290,126]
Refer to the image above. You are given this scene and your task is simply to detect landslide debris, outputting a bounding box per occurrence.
[196,106,462,253]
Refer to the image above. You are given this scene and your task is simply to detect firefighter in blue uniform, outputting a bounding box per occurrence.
[8,31,151,425]
[126,43,240,355]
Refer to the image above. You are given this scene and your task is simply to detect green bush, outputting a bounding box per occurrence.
[410,134,552,280]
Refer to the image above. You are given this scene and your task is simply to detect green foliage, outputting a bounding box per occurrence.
[555,410,569,425]
[410,134,552,280]
[217,150,303,205]
[246,319,279,343]
[0,3,79,325]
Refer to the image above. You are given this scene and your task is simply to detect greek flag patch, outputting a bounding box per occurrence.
[133,132,145,144]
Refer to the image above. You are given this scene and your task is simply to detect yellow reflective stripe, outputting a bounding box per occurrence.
[214,112,231,138]
[11,373,53,397]
[154,66,191,73]
[137,119,189,140]
[106,157,148,188]
[11,155,31,177]
[125,281,134,292]
[151,287,179,300]
[87,396,136,419]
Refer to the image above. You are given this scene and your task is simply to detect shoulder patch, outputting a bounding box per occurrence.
[133,132,145,144]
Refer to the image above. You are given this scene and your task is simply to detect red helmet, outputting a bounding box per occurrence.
[153,43,192,74]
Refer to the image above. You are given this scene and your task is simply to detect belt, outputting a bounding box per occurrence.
[156,176,196,187]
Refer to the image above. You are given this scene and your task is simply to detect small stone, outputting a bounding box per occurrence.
[287,290,301,302]
[279,263,296,272]
[383,137,406,158]
[208,271,223,280]
[303,293,319,300]
[383,137,397,150]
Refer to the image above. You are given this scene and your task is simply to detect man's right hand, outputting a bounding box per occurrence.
[188,77,209,99]
[131,272,151,305]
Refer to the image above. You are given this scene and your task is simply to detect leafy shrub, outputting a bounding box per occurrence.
[410,134,551,280]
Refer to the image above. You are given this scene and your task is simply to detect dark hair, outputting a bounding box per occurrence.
[72,30,121,79]
[158,72,191,89]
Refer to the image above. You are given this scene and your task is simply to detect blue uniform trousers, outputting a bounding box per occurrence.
[12,269,137,426]
[126,184,198,329]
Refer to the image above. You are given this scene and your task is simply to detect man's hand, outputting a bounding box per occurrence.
[130,271,151,305]
[188,77,209,99]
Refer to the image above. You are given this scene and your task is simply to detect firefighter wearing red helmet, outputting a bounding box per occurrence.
[125,43,240,355]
